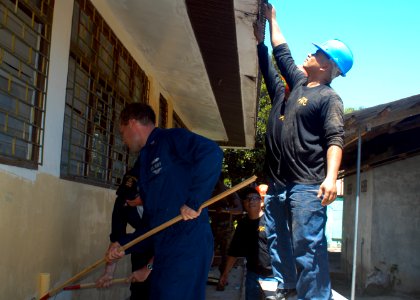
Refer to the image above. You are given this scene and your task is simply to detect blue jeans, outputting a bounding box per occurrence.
[245,270,276,300]
[264,182,332,299]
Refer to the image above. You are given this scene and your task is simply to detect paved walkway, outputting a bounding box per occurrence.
[206,252,419,300]
[206,263,245,300]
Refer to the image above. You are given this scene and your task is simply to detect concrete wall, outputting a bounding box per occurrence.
[0,172,132,299]
[342,155,420,294]
[0,1,177,299]
[341,168,374,289]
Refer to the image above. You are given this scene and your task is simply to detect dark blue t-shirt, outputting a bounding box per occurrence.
[258,43,344,185]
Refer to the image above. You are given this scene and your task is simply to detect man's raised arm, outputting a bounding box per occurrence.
[265,3,286,48]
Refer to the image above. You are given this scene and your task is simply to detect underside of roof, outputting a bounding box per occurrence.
[342,94,420,176]
[98,0,261,148]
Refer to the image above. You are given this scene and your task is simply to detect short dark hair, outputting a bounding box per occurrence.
[239,186,260,201]
[119,102,156,126]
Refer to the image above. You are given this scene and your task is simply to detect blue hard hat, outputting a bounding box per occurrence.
[313,39,354,76]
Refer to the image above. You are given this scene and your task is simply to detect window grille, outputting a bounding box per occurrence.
[0,0,54,168]
[61,0,149,187]
[159,94,167,129]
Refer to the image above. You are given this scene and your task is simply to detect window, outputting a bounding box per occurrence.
[0,0,54,168]
[61,0,149,187]
[173,111,187,129]
[159,94,167,128]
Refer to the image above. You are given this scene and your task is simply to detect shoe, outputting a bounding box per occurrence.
[216,280,226,291]
[275,288,297,300]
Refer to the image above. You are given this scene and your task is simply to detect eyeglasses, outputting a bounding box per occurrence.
[244,195,261,202]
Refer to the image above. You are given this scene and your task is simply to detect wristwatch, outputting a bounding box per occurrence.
[146,263,153,270]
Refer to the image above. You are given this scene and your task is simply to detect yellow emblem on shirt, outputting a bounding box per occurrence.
[298,97,308,106]
[279,115,285,121]
[258,226,265,232]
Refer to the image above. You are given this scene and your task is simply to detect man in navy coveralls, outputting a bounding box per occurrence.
[109,102,223,300]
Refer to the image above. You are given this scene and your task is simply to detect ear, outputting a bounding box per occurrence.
[128,118,137,128]
[319,62,330,72]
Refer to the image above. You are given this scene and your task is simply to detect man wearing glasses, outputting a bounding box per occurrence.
[218,187,275,300]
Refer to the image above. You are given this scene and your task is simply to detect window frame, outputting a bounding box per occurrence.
[60,0,149,187]
[159,94,168,129]
[0,0,54,169]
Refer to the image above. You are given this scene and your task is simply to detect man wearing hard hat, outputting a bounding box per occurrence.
[255,3,353,300]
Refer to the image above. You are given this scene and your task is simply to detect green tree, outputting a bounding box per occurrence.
[344,106,364,114]
[222,79,271,186]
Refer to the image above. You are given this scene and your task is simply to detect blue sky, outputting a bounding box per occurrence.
[263,0,420,109]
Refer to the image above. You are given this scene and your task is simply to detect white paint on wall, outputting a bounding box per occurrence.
[342,155,420,294]
[39,0,75,176]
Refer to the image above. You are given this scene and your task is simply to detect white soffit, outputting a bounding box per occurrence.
[100,0,228,141]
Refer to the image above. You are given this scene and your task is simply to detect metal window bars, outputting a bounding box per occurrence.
[159,94,168,129]
[0,0,53,168]
[61,0,149,187]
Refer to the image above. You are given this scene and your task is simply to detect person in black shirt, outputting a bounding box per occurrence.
[96,163,152,299]
[219,187,275,300]
[256,3,353,300]
[209,177,243,289]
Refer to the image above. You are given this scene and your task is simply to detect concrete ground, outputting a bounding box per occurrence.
[206,252,420,300]
[206,262,245,300]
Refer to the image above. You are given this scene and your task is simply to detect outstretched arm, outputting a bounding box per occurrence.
[219,256,237,287]
[265,3,286,48]
[266,3,307,90]
[96,243,118,288]
[127,257,154,283]
[253,20,285,105]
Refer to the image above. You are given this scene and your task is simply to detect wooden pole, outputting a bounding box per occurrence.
[40,175,257,299]
[63,278,128,290]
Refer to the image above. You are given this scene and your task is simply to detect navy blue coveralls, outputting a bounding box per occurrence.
[136,127,223,300]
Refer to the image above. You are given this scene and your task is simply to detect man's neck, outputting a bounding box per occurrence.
[307,70,330,87]
[306,80,321,88]
[307,75,330,87]
[139,124,156,148]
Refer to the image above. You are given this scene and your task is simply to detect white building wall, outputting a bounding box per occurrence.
[342,168,374,289]
[370,155,420,294]
[342,155,420,295]
[39,0,74,176]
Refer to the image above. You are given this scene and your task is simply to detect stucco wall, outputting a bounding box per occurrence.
[342,168,374,289]
[0,172,134,299]
[342,155,420,294]
[0,1,168,299]
[370,155,420,294]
